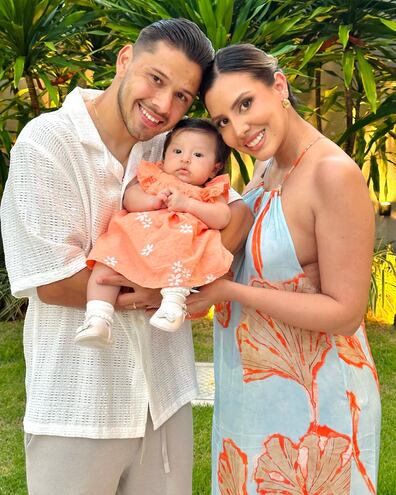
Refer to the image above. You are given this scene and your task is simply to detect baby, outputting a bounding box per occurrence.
[75,118,233,348]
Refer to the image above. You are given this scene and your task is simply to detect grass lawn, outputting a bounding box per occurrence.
[0,319,395,494]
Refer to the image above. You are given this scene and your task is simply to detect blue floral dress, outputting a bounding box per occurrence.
[212,161,381,494]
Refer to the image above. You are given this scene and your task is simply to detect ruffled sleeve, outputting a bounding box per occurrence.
[200,174,230,203]
[136,160,164,194]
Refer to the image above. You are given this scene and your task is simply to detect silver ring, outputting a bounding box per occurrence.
[133,302,137,310]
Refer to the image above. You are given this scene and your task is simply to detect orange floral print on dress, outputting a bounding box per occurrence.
[218,438,249,495]
[236,275,332,422]
[347,391,377,494]
[254,425,352,494]
[215,301,232,328]
[335,333,379,389]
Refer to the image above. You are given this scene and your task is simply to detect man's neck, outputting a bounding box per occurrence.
[88,89,137,167]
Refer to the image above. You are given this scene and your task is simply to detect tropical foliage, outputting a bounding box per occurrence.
[0,0,395,319]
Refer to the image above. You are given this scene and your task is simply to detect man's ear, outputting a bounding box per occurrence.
[116,44,134,78]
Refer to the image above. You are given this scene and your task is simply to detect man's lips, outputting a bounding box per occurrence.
[138,104,164,127]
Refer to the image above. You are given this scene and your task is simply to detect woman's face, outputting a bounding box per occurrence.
[205,72,289,161]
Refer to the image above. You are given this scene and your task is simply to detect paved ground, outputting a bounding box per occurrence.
[193,362,214,406]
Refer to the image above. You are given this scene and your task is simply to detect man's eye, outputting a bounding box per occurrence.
[176,92,187,103]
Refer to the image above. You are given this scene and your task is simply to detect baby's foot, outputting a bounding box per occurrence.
[75,316,113,348]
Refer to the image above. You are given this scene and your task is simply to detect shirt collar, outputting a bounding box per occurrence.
[62,87,104,149]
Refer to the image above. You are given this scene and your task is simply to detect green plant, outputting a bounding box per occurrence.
[369,243,396,324]
[0,0,99,115]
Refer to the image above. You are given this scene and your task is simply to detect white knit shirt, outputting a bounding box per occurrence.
[1,87,240,438]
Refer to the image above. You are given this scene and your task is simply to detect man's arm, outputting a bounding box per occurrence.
[37,268,91,308]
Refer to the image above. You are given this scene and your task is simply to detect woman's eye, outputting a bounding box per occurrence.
[217,118,229,129]
[241,98,252,111]
[152,74,162,84]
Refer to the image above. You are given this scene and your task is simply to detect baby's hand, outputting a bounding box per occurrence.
[155,188,171,209]
[167,188,190,212]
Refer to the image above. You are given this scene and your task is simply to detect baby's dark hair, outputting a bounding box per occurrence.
[163,118,231,175]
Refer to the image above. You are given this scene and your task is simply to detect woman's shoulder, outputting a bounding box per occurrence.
[311,140,368,200]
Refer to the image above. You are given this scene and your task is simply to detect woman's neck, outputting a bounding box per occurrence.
[273,112,320,170]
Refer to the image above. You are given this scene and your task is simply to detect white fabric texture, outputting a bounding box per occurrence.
[1,87,241,439]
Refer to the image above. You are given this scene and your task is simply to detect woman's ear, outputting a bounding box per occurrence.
[273,71,289,99]
[116,45,134,78]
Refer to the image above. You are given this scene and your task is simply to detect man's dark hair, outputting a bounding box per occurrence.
[163,118,231,174]
[134,18,214,75]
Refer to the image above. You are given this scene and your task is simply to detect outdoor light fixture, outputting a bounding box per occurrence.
[379,201,392,216]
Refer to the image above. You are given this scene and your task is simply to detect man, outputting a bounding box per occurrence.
[1,18,250,495]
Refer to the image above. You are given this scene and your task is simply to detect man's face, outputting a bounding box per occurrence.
[117,41,202,142]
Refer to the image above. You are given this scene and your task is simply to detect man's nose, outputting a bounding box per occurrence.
[152,89,173,116]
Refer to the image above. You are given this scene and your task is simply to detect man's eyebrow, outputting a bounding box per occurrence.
[151,67,195,99]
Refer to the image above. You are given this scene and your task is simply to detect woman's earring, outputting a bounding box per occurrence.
[282,98,291,109]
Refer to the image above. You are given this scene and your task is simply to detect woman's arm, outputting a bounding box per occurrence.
[123,181,167,212]
[188,156,374,336]
[167,187,231,230]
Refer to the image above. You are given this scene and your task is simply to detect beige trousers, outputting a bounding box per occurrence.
[25,403,193,495]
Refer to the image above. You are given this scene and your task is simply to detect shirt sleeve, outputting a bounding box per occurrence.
[227,187,242,204]
[1,132,89,298]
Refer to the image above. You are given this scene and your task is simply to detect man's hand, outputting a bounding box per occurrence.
[97,272,162,310]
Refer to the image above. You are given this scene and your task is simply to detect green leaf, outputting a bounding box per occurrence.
[342,50,355,89]
[37,70,59,106]
[299,39,324,69]
[44,41,56,52]
[13,55,25,87]
[338,25,351,49]
[370,155,380,200]
[356,50,377,113]
[380,18,396,31]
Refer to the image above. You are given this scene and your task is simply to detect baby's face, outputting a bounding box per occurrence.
[163,129,219,186]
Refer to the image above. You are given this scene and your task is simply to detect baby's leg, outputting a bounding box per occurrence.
[75,263,121,348]
[87,262,121,305]
[149,287,190,332]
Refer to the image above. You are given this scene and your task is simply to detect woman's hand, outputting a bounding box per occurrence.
[187,278,227,315]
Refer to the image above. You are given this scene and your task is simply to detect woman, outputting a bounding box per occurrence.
[189,44,381,494]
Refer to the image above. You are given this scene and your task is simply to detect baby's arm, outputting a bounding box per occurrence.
[167,188,231,230]
[123,180,167,212]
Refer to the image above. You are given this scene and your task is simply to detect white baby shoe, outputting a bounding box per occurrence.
[149,287,190,332]
[75,315,113,348]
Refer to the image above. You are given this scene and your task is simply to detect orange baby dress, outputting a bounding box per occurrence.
[87,161,233,288]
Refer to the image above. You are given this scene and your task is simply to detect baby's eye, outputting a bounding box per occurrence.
[173,148,182,154]
[193,152,203,158]
[241,98,252,111]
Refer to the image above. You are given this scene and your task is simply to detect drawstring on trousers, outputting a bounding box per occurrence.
[139,422,170,474]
